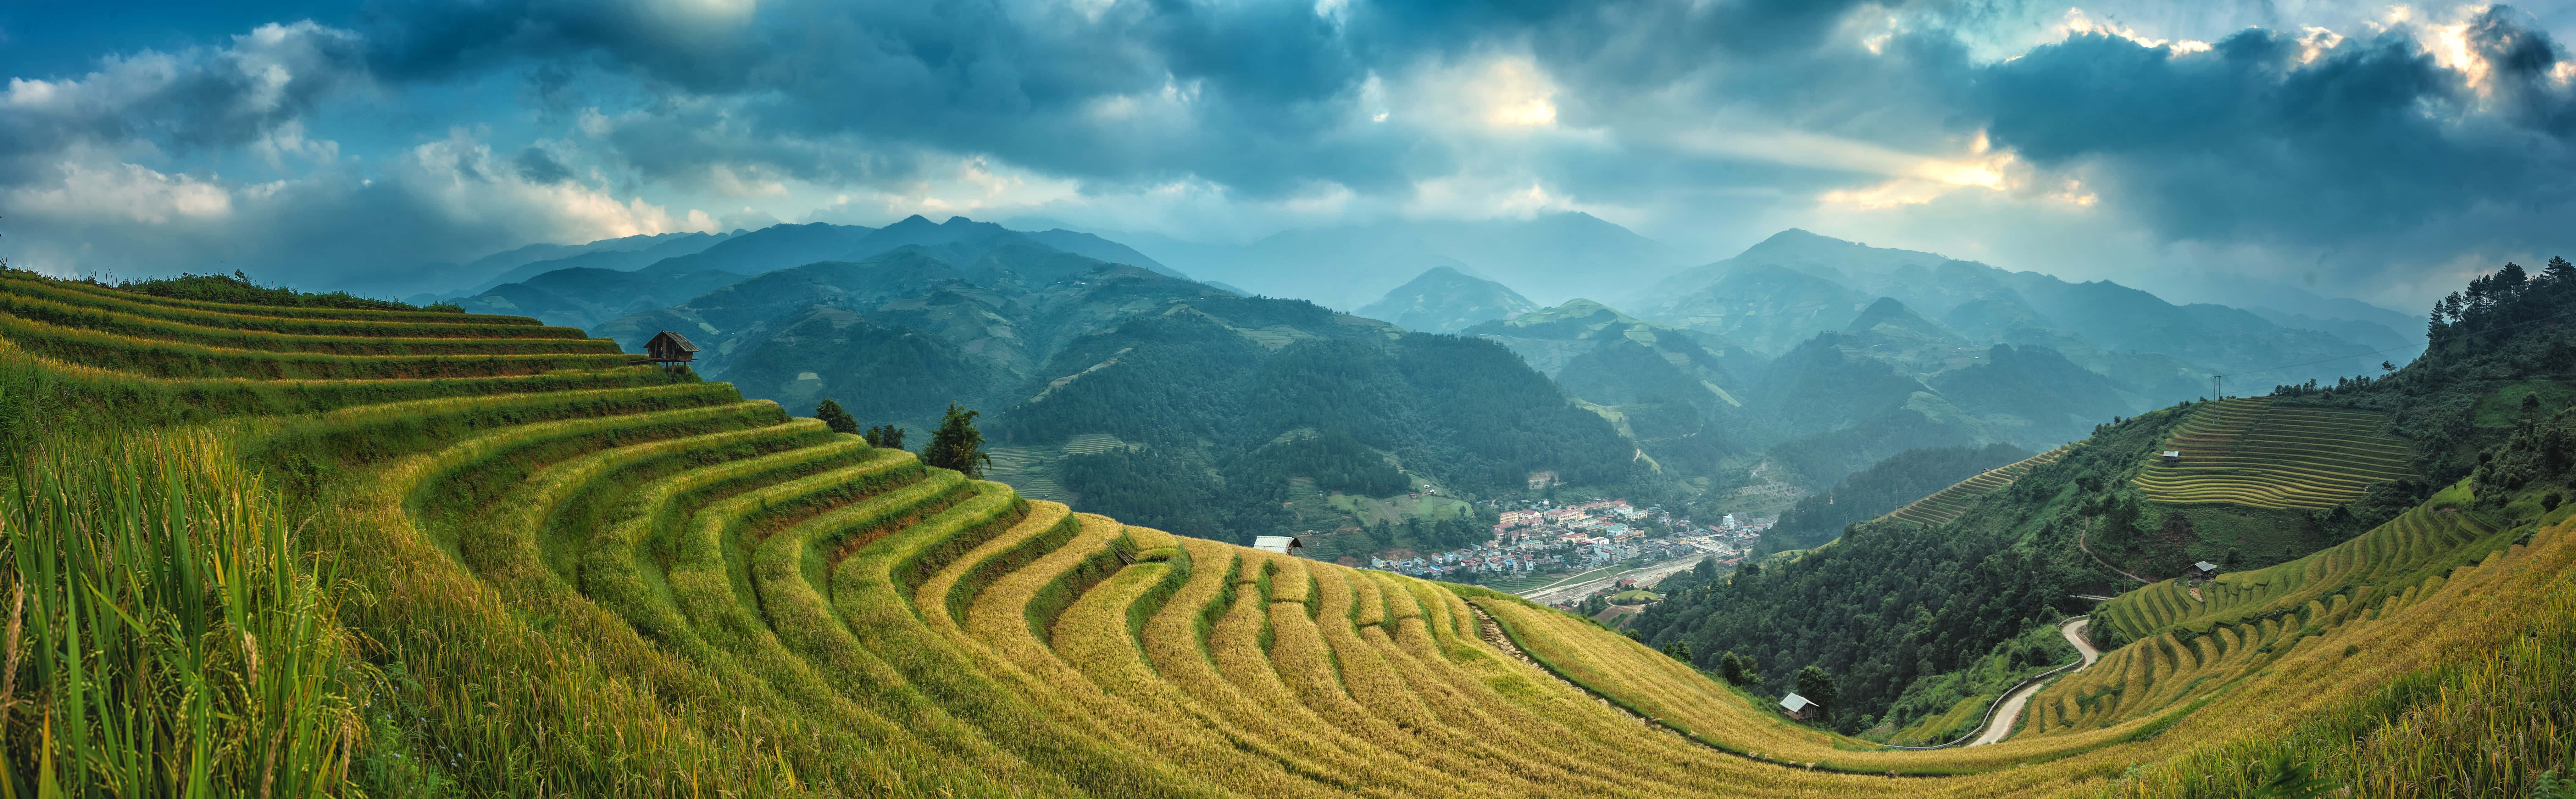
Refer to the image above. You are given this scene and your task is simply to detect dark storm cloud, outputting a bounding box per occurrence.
[331,0,1934,198]
[514,146,574,183]
[1974,7,2576,246]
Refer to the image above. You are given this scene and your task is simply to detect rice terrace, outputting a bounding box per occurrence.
[7,2,2576,795]
[2131,398,2418,510]
[4,256,2574,798]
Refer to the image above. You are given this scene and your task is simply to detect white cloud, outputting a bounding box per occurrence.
[9,157,235,225]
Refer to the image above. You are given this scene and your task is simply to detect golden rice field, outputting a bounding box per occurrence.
[2094,491,2509,643]
[2021,504,2551,752]
[2131,397,2417,509]
[1884,445,2072,526]
[4,270,2570,797]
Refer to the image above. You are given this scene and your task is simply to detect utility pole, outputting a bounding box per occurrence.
[2212,375,2222,401]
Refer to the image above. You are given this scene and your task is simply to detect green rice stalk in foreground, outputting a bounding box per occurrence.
[0,424,361,797]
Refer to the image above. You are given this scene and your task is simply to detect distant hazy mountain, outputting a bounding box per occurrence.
[1356,266,1540,332]
[459,231,740,296]
[455,216,1199,330]
[456,265,746,330]
[1060,211,1692,310]
[1632,229,2390,395]
[2149,271,2421,355]
[630,222,882,278]
[1458,292,2179,485]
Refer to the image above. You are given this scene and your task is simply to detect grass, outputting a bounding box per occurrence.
[2132,397,2416,509]
[5,267,2570,798]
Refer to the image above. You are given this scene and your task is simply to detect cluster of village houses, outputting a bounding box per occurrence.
[1362,498,1772,580]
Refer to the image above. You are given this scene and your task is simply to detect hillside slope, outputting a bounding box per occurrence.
[2,269,2566,798]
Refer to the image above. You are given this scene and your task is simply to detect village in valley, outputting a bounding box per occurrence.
[1345,496,1769,627]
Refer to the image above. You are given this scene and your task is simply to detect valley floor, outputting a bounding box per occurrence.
[1519,549,1712,606]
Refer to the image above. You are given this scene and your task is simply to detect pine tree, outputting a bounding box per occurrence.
[921,402,992,478]
[863,424,907,451]
[813,399,859,434]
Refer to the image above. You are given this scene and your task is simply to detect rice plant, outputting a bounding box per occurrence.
[0,428,361,797]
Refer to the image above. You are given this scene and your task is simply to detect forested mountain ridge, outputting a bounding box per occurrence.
[996,313,1634,542]
[444,216,1191,333]
[476,227,1638,546]
[1633,258,2576,744]
[1356,266,1540,333]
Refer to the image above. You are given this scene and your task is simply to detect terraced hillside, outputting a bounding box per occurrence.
[2131,397,2414,509]
[2023,485,2524,740]
[6,270,2573,797]
[1884,445,2071,526]
[2093,488,2510,644]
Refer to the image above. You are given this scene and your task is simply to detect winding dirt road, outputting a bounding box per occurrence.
[1967,617,2102,746]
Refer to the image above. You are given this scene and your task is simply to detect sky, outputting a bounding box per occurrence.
[3,0,2572,310]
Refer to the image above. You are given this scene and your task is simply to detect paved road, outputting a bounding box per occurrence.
[1968,617,2102,747]
[1519,550,1716,607]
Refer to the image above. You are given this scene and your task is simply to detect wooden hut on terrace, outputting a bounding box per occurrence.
[645,331,700,364]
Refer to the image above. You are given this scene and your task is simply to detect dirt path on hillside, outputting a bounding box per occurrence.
[2078,518,2155,585]
[1967,617,2101,747]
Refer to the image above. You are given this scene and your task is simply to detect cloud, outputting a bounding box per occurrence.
[7,129,713,294]
[513,145,574,184]
[0,21,369,184]
[1969,6,2575,283]
[3,0,2571,310]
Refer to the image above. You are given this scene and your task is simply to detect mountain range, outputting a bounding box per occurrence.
[437,218,1636,543]
[1343,229,2410,490]
[422,216,2417,503]
[1628,230,2396,391]
[1031,211,1693,310]
[441,216,1191,331]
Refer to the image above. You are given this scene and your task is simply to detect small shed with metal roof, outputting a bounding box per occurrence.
[1778,692,1817,720]
[1252,536,1305,556]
